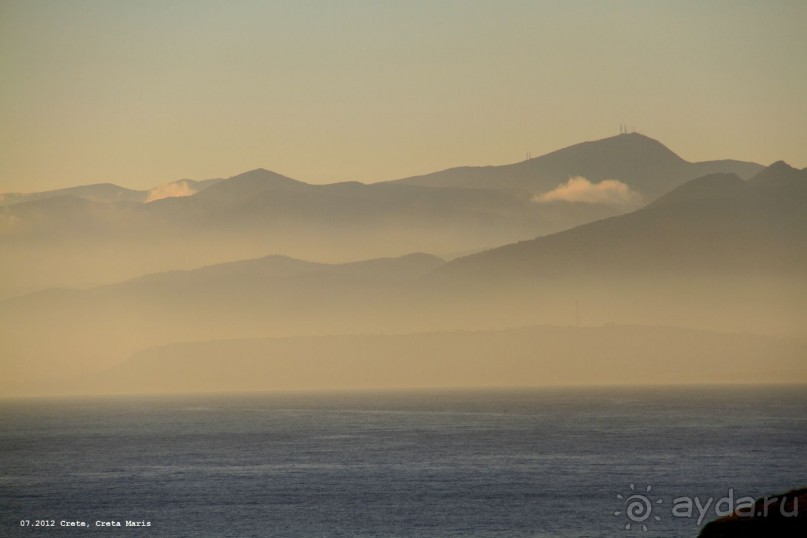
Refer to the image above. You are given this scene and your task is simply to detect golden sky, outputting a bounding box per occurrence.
[1,0,805,192]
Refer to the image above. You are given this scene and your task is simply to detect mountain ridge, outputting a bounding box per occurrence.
[388,133,764,198]
[430,161,807,282]
[74,324,807,396]
[2,133,764,205]
[0,134,777,296]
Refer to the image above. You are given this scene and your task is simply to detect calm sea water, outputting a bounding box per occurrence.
[1,386,805,537]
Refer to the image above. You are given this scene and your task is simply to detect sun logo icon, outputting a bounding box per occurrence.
[614,483,663,531]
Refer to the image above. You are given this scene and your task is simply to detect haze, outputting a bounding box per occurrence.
[1,2,805,398]
[2,132,805,397]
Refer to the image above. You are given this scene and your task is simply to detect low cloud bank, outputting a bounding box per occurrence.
[534,176,642,205]
[146,180,199,202]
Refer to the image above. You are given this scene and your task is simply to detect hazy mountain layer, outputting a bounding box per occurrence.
[410,162,807,338]
[2,164,805,397]
[0,253,446,396]
[77,325,807,396]
[0,178,224,207]
[0,149,803,399]
[0,134,763,295]
[432,162,807,282]
[390,133,763,198]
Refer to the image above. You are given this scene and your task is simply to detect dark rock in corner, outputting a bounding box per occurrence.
[698,488,806,537]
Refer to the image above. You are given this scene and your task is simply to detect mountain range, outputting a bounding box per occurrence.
[83,325,807,396]
[418,160,807,337]
[390,132,762,197]
[1,133,762,208]
[1,158,805,396]
[434,160,807,282]
[0,133,770,295]
[0,177,223,206]
[1,134,805,397]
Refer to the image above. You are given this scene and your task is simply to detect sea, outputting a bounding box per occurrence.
[1,385,805,537]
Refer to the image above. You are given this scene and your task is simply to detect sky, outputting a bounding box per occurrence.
[1,0,805,192]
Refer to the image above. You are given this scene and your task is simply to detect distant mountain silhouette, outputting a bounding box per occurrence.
[1,133,766,211]
[122,252,444,288]
[0,134,775,295]
[1,134,761,208]
[0,178,223,206]
[3,159,806,396]
[2,167,620,239]
[390,133,763,198]
[432,162,807,282]
[1,135,804,399]
[0,183,146,206]
[0,167,627,294]
[191,168,309,202]
[0,251,449,396]
[78,325,807,396]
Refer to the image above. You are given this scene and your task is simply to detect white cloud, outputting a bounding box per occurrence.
[534,176,642,206]
[146,180,199,202]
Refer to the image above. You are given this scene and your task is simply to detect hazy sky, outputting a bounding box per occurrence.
[1,0,805,192]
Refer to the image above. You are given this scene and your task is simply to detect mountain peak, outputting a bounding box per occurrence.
[195,168,308,201]
[228,168,298,182]
[388,132,761,200]
[749,160,805,189]
[648,173,746,209]
[519,132,687,180]
[566,132,684,161]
